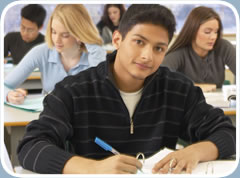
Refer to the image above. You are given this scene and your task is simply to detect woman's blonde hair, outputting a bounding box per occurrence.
[45,4,103,50]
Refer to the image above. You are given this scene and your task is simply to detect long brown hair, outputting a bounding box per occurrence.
[167,6,222,54]
[101,4,126,31]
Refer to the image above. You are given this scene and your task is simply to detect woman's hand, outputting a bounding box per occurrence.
[7,88,27,104]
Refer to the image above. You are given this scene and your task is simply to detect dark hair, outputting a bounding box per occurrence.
[101,4,126,32]
[118,4,176,43]
[21,4,46,28]
[167,6,223,54]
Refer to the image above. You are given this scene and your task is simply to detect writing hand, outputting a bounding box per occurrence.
[94,154,142,174]
[63,154,142,174]
[7,88,28,104]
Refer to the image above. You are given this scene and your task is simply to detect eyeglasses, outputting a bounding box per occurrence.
[20,25,36,34]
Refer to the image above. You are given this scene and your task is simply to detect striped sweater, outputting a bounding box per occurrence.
[17,52,236,174]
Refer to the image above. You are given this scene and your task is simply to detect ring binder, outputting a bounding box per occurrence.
[136,152,145,164]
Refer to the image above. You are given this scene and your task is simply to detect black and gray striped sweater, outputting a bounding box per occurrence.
[17,52,236,174]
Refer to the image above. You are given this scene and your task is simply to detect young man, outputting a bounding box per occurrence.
[17,4,235,174]
[4,4,46,64]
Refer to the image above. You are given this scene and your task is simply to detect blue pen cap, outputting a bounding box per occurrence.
[95,137,112,151]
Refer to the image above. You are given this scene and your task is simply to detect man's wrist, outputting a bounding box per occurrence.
[62,156,96,174]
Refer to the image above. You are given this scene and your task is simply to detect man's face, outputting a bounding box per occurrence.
[20,17,40,43]
[113,24,169,82]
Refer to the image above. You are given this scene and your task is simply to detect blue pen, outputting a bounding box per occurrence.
[95,137,120,155]
[94,137,144,173]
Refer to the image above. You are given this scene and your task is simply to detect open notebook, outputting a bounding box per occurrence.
[138,148,236,175]
[5,96,44,112]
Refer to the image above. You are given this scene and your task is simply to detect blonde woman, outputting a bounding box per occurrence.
[4,4,106,104]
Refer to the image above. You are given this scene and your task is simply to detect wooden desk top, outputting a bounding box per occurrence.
[204,91,236,116]
[4,105,40,126]
[4,64,41,80]
[223,108,236,116]
[26,73,41,80]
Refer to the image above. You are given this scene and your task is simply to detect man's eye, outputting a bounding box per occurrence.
[136,40,143,45]
[155,46,164,52]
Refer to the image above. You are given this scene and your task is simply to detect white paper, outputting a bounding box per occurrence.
[138,148,236,175]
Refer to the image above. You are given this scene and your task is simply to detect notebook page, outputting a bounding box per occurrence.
[5,96,44,112]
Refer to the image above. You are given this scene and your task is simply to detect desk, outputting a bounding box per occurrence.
[4,64,42,90]
[13,160,236,175]
[4,105,40,166]
[204,91,236,126]
[14,166,37,174]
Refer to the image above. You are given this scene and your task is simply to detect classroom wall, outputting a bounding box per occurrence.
[4,3,236,84]
[4,4,237,36]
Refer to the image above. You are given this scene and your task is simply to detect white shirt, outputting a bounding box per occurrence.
[119,88,143,118]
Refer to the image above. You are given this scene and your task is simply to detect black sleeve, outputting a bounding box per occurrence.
[180,85,236,159]
[4,34,11,57]
[17,83,76,173]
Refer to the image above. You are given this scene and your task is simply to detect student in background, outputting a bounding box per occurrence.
[4,4,46,64]
[17,4,235,174]
[97,4,125,44]
[4,4,106,105]
[161,6,236,91]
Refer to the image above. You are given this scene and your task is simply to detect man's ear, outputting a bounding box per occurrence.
[112,30,122,49]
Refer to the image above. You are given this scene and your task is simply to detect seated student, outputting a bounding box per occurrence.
[97,4,125,44]
[161,6,236,91]
[17,4,235,174]
[4,4,106,105]
[4,4,46,64]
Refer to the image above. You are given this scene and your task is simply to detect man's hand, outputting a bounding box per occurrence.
[7,88,27,104]
[152,141,218,174]
[63,154,142,174]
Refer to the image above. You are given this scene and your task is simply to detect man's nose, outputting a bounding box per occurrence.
[21,29,28,35]
[141,45,153,62]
